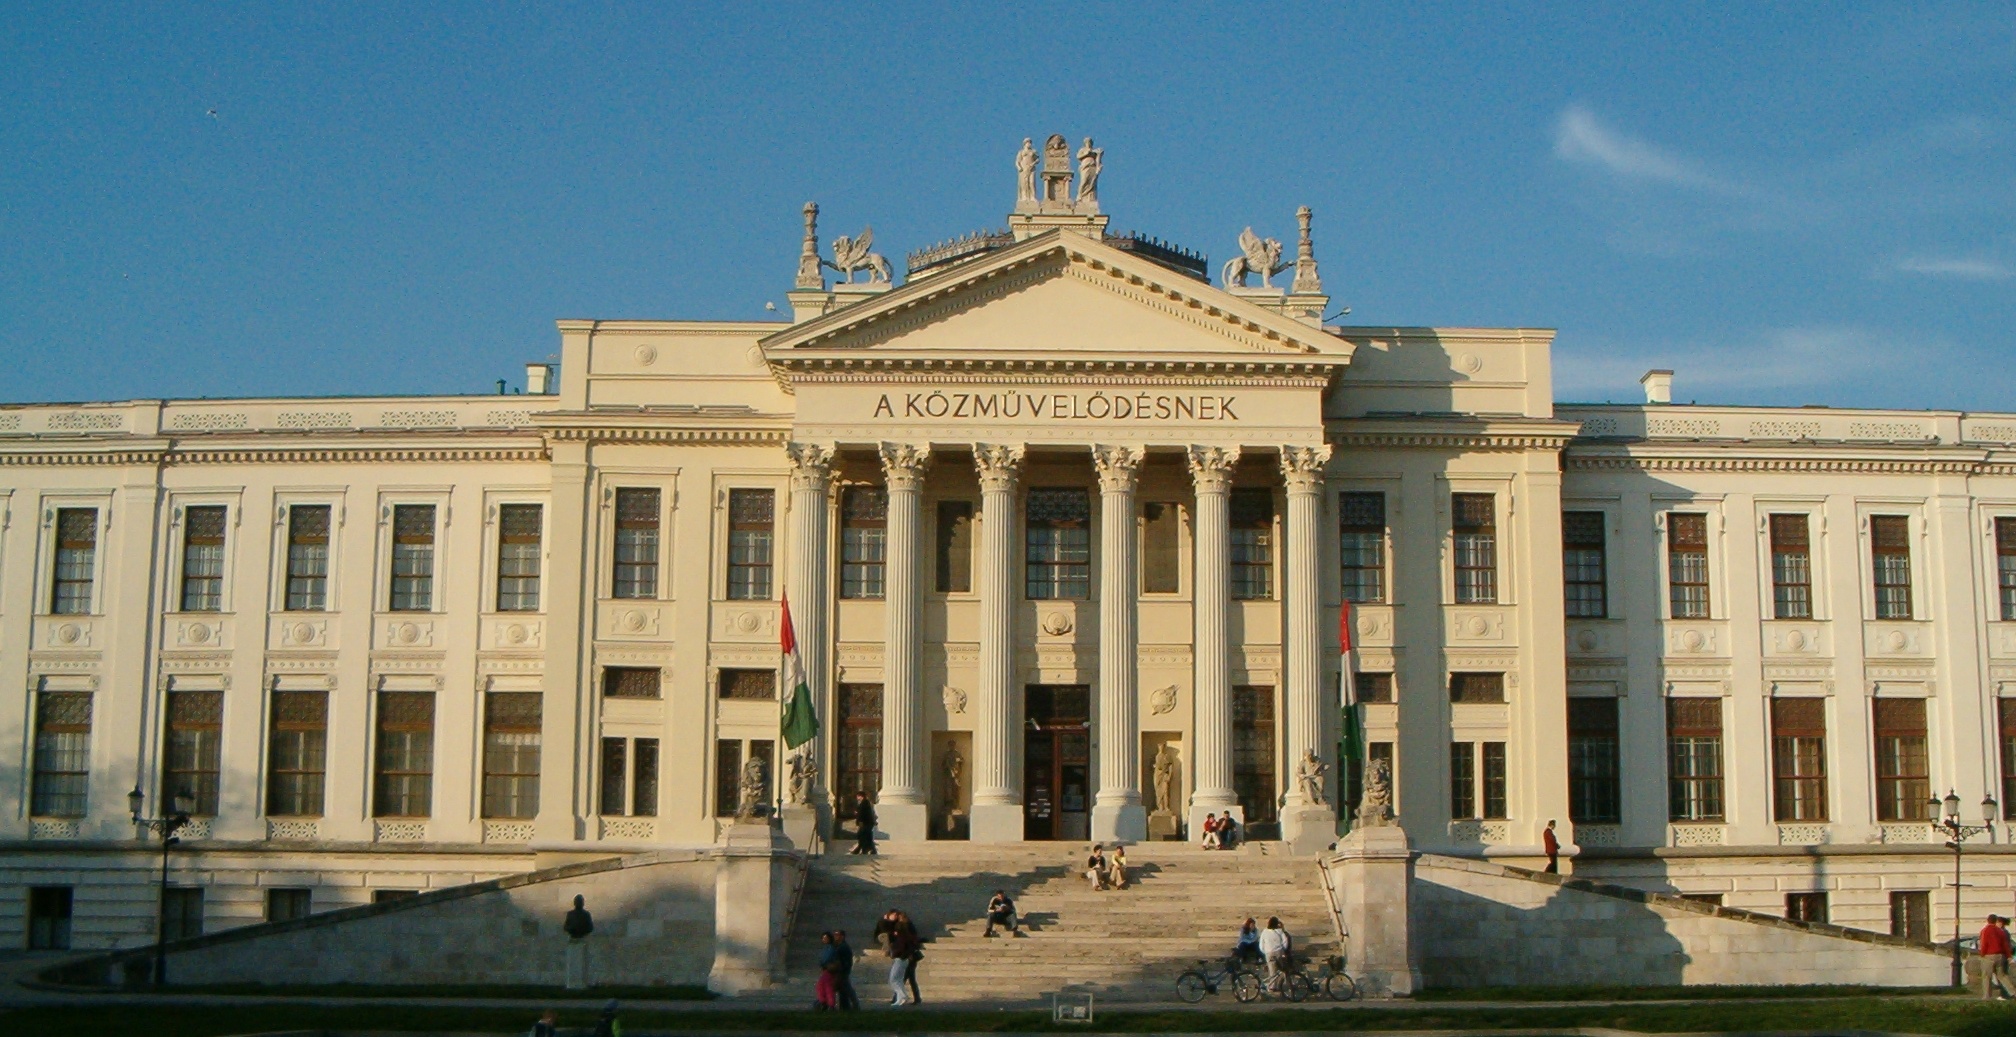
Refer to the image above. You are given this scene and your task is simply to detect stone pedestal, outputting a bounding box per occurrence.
[707,821,789,994]
[1329,825,1419,997]
[1147,810,1181,841]
[969,803,1025,843]
[878,801,930,842]
[1280,804,1337,856]
[1091,802,1147,844]
[779,804,819,851]
[564,938,589,990]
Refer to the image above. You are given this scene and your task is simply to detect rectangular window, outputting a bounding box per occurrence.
[836,683,883,803]
[284,504,331,611]
[27,887,73,950]
[1872,698,1930,822]
[31,692,91,817]
[1452,493,1497,604]
[373,890,418,904]
[265,888,312,923]
[1998,518,2016,622]
[1667,512,1710,618]
[718,669,776,701]
[1771,697,1828,823]
[1229,488,1275,601]
[1871,515,1912,620]
[1449,672,1505,704]
[1339,492,1387,604]
[602,667,661,699]
[1481,742,1507,820]
[726,488,775,600]
[1232,685,1278,825]
[1354,672,1394,704]
[1025,488,1091,600]
[179,506,227,612]
[1890,890,1930,942]
[481,692,541,820]
[388,504,436,612]
[162,887,203,942]
[164,690,223,816]
[935,501,974,593]
[714,739,775,817]
[840,487,888,599]
[2002,700,2016,821]
[1769,514,1813,620]
[633,738,659,817]
[1562,511,1607,618]
[598,737,659,817]
[1141,502,1181,594]
[612,488,661,600]
[495,504,542,612]
[599,737,626,816]
[50,508,97,615]
[1450,742,1476,819]
[372,691,434,818]
[266,690,327,817]
[1785,892,1828,925]
[1667,697,1725,822]
[1567,698,1621,823]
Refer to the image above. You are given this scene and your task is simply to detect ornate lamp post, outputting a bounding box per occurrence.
[1927,788,1997,988]
[129,786,192,987]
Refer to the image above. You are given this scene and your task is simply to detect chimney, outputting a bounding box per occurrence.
[525,362,552,395]
[1640,369,1673,405]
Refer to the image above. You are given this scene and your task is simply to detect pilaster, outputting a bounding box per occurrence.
[537,444,592,842]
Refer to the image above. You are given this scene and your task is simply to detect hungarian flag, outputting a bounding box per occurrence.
[1337,599,1366,834]
[779,593,819,750]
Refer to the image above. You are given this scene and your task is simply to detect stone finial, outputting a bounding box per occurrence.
[795,202,825,291]
[1042,133,1073,205]
[1291,205,1323,295]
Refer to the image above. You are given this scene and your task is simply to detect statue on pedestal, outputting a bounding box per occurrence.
[1075,137,1102,211]
[1041,133,1073,205]
[1296,748,1328,807]
[1223,227,1288,289]
[824,227,892,284]
[1152,743,1178,815]
[733,754,769,822]
[1356,758,1396,828]
[1015,138,1038,207]
[785,747,813,806]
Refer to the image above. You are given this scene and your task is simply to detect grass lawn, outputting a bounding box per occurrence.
[147,982,713,1001]
[6,996,2016,1037]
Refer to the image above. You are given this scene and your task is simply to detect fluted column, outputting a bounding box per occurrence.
[1186,445,1240,835]
[970,443,1027,842]
[1279,445,1336,853]
[784,442,835,832]
[876,443,931,840]
[1092,444,1146,843]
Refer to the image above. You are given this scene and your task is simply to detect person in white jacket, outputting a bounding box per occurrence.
[1257,916,1292,990]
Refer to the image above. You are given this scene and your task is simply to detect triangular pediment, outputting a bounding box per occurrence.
[760,232,1350,365]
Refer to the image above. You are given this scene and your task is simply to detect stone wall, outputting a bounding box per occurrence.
[1411,854,1949,987]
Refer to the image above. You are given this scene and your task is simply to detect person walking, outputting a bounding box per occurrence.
[984,890,1019,937]
[1981,913,2015,1000]
[1234,917,1261,966]
[814,931,840,1009]
[895,910,924,1005]
[833,928,860,1010]
[1543,819,1561,874]
[1258,916,1291,992]
[1107,845,1130,890]
[1085,844,1109,890]
[883,913,911,1006]
[1201,813,1221,850]
[852,792,879,855]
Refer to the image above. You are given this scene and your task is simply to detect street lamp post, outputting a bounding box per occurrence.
[1927,788,1997,988]
[129,786,192,987]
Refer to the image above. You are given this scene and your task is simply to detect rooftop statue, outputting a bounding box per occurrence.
[1222,227,1288,289]
[1075,137,1102,211]
[1016,138,1038,207]
[825,226,892,285]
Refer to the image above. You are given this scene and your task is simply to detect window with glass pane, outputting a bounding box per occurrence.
[1354,672,1394,704]
[267,691,327,817]
[935,501,974,593]
[1562,511,1606,618]
[28,887,73,950]
[1025,488,1091,599]
[602,667,661,699]
[162,887,203,941]
[840,487,888,599]
[266,888,312,922]
[713,740,742,817]
[481,693,541,819]
[1872,698,1930,822]
[373,692,434,817]
[1229,488,1275,600]
[836,683,883,804]
[31,692,91,817]
[1771,697,1828,822]
[718,669,776,700]
[1339,492,1387,604]
[612,488,660,599]
[284,505,331,611]
[1998,519,2016,622]
[1768,514,1813,619]
[164,690,222,816]
[1666,697,1724,821]
[726,489,775,600]
[1482,742,1507,820]
[1667,512,1710,618]
[633,738,659,816]
[1890,891,1930,942]
[2001,700,2016,821]
[1567,698,1620,823]
[1141,502,1181,594]
[600,737,627,815]
[495,504,542,612]
[1452,494,1496,603]
[1449,672,1505,703]
[1785,892,1828,924]
[179,506,227,612]
[388,505,436,612]
[1870,515,1912,620]
[50,508,97,615]
[1450,742,1476,819]
[598,735,659,816]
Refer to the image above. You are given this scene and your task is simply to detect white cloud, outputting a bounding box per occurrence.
[1893,256,2016,280]
[1553,326,1908,402]
[1552,105,1733,192]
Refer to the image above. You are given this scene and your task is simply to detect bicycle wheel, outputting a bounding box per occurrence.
[1283,971,1314,1002]
[1231,971,1263,1003]
[1325,971,1359,1001]
[1175,971,1209,1004]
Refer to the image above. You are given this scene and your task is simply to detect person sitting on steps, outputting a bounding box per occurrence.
[984,890,1019,937]
[1200,813,1221,850]
[1085,843,1109,890]
[1219,813,1239,850]
[1234,917,1261,965]
[1107,845,1129,889]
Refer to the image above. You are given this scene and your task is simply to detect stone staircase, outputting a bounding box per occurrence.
[771,842,1341,1005]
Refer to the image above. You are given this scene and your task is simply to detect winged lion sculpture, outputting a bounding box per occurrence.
[1221,227,1288,289]
[825,226,892,284]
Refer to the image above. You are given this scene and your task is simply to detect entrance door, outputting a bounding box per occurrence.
[1233,684,1278,834]
[1023,685,1091,840]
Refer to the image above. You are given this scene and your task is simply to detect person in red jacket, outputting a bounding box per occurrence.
[1980,914,2014,1000]
[1543,819,1561,874]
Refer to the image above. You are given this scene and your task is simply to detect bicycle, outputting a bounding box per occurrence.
[1255,958,1315,1002]
[1300,954,1359,1001]
[1174,956,1261,1004]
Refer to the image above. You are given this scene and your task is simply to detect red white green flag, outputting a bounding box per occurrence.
[780,592,820,750]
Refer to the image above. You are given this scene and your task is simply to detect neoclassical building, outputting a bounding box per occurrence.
[2,137,2012,951]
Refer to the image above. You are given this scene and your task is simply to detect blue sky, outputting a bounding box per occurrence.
[2,3,2011,409]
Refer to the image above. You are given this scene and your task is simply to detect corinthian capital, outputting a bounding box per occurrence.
[1092,444,1144,494]
[1278,444,1332,493]
[1185,444,1242,494]
[785,441,835,490]
[972,443,1026,492]
[878,442,932,490]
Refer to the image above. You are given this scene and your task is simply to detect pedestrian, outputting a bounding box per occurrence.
[1543,819,1560,874]
[833,928,861,1010]
[1258,916,1291,991]
[1234,917,1261,965]
[896,909,924,1005]
[1107,845,1129,890]
[1981,913,2015,1000]
[1201,813,1221,850]
[1085,843,1109,890]
[883,912,911,1006]
[852,791,879,855]
[814,931,839,1010]
[984,890,1019,937]
[528,1010,559,1037]
[592,999,621,1037]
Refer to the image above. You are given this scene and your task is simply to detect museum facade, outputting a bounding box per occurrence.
[2,138,2013,949]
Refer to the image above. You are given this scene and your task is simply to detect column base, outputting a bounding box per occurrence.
[1280,803,1338,856]
[876,800,930,842]
[1187,802,1242,848]
[969,802,1026,843]
[1091,801,1147,843]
